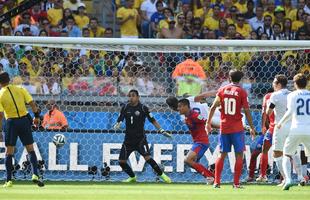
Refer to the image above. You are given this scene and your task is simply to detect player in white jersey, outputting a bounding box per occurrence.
[277,74,310,190]
[268,75,302,186]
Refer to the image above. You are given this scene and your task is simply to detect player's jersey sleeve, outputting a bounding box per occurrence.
[286,93,294,114]
[262,95,268,113]
[143,105,155,123]
[192,112,206,123]
[117,104,127,122]
[269,93,277,107]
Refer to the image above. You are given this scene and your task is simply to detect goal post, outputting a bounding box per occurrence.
[0,36,309,182]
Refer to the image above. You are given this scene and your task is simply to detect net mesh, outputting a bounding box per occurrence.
[0,39,309,183]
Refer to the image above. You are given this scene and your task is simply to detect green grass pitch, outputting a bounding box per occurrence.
[0,182,309,200]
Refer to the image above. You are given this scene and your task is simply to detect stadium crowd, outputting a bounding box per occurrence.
[0,0,309,97]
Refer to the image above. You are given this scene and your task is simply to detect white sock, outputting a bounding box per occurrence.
[302,165,308,177]
[292,153,303,181]
[283,156,292,183]
[274,156,285,178]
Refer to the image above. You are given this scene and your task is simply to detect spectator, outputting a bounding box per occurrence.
[176,13,185,29]
[270,23,282,40]
[14,12,39,36]
[259,32,270,40]
[150,1,165,37]
[263,0,275,22]
[235,14,251,38]
[203,4,221,30]
[159,17,184,38]
[14,31,23,36]
[104,28,114,38]
[42,100,69,130]
[226,24,237,39]
[243,0,255,19]
[172,54,206,96]
[289,0,306,21]
[226,6,239,24]
[82,27,90,37]
[249,30,258,39]
[248,5,264,32]
[60,8,73,28]
[47,0,64,26]
[140,0,166,38]
[22,74,38,94]
[39,29,48,36]
[283,0,294,17]
[257,15,273,38]
[297,15,310,39]
[89,17,106,37]
[234,0,247,14]
[305,0,310,14]
[185,10,194,24]
[274,6,285,25]
[292,8,305,31]
[181,0,191,14]
[60,30,69,37]
[117,0,140,38]
[74,4,89,29]
[158,8,174,32]
[39,17,50,32]
[215,18,228,38]
[193,0,213,21]
[63,0,82,13]
[41,76,61,95]
[192,17,203,38]
[29,4,47,23]
[63,16,82,37]
[281,18,295,40]
[0,49,19,79]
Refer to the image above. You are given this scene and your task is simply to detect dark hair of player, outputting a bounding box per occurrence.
[128,89,139,96]
[274,74,288,87]
[293,73,308,89]
[229,69,244,83]
[0,72,10,85]
[178,98,190,108]
[166,96,178,111]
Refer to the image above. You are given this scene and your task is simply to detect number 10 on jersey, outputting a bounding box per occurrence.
[224,98,236,115]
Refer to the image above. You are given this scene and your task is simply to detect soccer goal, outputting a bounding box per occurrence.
[0,36,309,183]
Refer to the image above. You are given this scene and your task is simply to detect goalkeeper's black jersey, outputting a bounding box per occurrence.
[117,102,155,142]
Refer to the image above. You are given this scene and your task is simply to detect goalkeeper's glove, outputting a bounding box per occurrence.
[159,128,172,138]
[113,122,121,130]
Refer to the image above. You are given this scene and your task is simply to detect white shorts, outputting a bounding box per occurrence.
[283,134,310,157]
[272,123,290,151]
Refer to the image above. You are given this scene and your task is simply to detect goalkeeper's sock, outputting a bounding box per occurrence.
[192,163,214,178]
[28,151,39,176]
[234,156,243,185]
[119,162,135,177]
[215,157,224,185]
[249,149,260,178]
[147,158,163,176]
[260,152,268,177]
[5,154,13,182]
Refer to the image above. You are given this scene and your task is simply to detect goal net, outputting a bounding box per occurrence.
[0,37,309,183]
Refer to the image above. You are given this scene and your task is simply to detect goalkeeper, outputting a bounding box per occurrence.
[113,89,172,183]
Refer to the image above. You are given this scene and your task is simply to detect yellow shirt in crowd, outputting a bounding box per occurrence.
[117,7,139,37]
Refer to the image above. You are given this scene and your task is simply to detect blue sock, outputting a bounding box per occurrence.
[5,154,13,182]
[28,151,38,176]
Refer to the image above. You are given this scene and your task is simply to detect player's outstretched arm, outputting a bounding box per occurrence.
[244,108,256,140]
[206,96,220,134]
[152,120,172,138]
[194,90,217,102]
[29,101,41,126]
